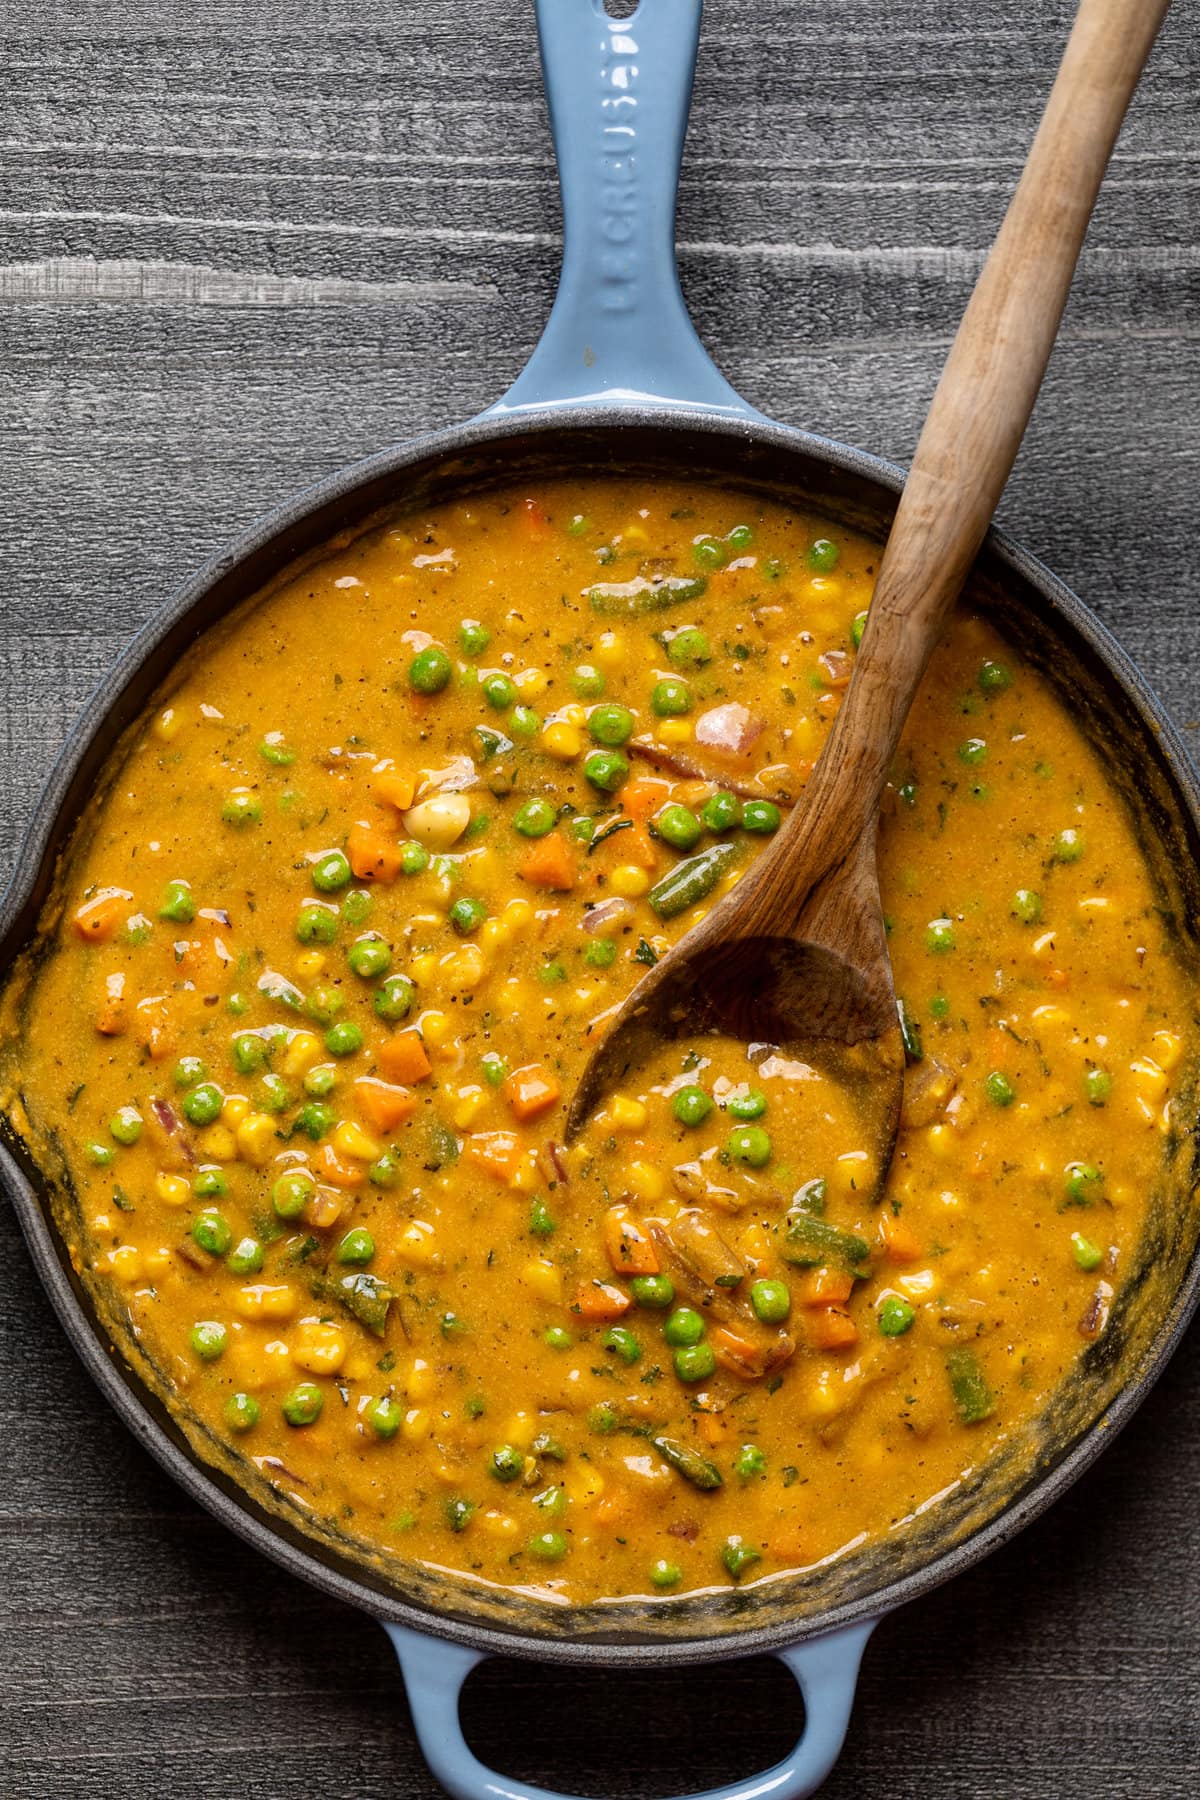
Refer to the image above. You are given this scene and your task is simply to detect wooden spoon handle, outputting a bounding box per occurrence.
[797,0,1171,864]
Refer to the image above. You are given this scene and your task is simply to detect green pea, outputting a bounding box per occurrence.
[630,1274,674,1309]
[727,524,755,552]
[878,1295,915,1336]
[543,1325,574,1351]
[586,1403,620,1436]
[272,1169,315,1218]
[374,974,416,1022]
[569,815,596,844]
[527,1530,568,1562]
[979,659,1013,695]
[603,1326,642,1365]
[459,619,491,658]
[693,535,727,570]
[226,992,251,1017]
[325,1021,363,1057]
[566,513,591,536]
[1011,889,1043,925]
[183,1082,224,1126]
[807,537,839,572]
[851,610,868,648]
[727,1125,772,1167]
[85,1142,116,1167]
[584,938,617,968]
[158,879,195,924]
[514,798,557,838]
[490,1444,525,1483]
[584,749,629,793]
[258,732,296,767]
[651,677,692,717]
[224,1392,261,1432]
[231,1033,266,1076]
[958,738,988,766]
[749,1278,791,1324]
[1054,827,1085,863]
[343,888,373,926]
[539,960,567,984]
[589,703,635,746]
[572,664,606,699]
[527,1197,556,1239]
[1065,1161,1103,1204]
[282,1382,324,1427]
[482,671,517,710]
[191,1211,232,1257]
[312,850,352,893]
[336,1227,375,1265]
[448,897,488,936]
[734,1443,766,1480]
[727,1090,766,1121]
[985,1071,1016,1107]
[445,1497,476,1533]
[173,1055,207,1089]
[655,804,702,852]
[1085,1068,1112,1106]
[742,800,781,835]
[650,1559,682,1590]
[347,936,391,979]
[701,791,741,833]
[109,1106,143,1146]
[481,1052,510,1087]
[720,1536,762,1579]
[370,1151,403,1188]
[667,627,712,668]
[189,1319,227,1362]
[304,982,344,1026]
[532,1483,568,1517]
[369,1396,403,1438]
[192,1167,228,1199]
[510,704,540,740]
[925,918,956,955]
[409,646,452,694]
[296,902,339,945]
[672,1085,713,1128]
[295,1099,334,1140]
[227,1236,264,1276]
[929,994,950,1020]
[221,789,261,828]
[400,841,430,875]
[664,1307,705,1348]
[674,1343,716,1382]
[1071,1232,1104,1272]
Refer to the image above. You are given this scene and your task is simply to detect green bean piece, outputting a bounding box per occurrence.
[720,1537,763,1579]
[651,1435,722,1490]
[782,1212,870,1271]
[946,1348,995,1423]
[589,573,708,616]
[648,843,738,919]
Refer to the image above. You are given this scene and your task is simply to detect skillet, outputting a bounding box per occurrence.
[2,3,1199,1797]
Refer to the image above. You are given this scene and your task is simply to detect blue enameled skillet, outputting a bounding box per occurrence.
[2,5,1199,1797]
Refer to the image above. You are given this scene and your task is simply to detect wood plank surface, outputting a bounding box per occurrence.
[1,2,1198,1795]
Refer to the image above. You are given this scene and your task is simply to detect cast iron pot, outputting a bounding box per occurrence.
[3,4,1199,1797]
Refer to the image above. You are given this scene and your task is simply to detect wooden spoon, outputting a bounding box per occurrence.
[566,0,1171,1165]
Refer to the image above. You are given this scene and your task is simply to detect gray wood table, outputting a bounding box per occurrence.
[2,2,1198,1794]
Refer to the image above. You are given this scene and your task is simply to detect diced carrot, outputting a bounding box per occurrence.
[354,1077,417,1132]
[602,1206,660,1276]
[711,1327,770,1380]
[304,1186,346,1230]
[94,972,127,1036]
[815,691,842,721]
[73,888,129,944]
[571,1279,632,1322]
[620,778,671,823]
[804,1307,859,1351]
[502,1064,562,1122]
[879,1211,923,1264]
[347,821,403,883]
[318,1144,367,1190]
[595,1491,629,1529]
[697,1412,731,1447]
[519,496,551,538]
[134,996,175,1061]
[378,1032,432,1084]
[1046,967,1070,990]
[519,831,577,891]
[372,766,417,812]
[796,1267,855,1307]
[465,1130,525,1184]
[621,822,659,872]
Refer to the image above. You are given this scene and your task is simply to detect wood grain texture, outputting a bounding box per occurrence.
[1,2,1197,1795]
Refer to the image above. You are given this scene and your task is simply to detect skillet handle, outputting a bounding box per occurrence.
[488,0,753,418]
[381,1618,875,1800]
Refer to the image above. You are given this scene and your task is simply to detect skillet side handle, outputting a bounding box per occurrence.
[381,1618,876,1800]
[487,0,753,418]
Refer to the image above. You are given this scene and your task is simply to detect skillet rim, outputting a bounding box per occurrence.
[3,401,1200,1668]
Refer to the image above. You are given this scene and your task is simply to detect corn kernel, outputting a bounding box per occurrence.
[1030,931,1058,960]
[480,918,510,954]
[236,1112,280,1165]
[1031,1003,1070,1028]
[805,575,843,604]
[282,1031,322,1077]
[808,1369,842,1417]
[594,631,624,668]
[898,1268,937,1300]
[411,952,439,985]
[621,521,649,545]
[420,1010,452,1047]
[200,1124,238,1162]
[153,706,183,742]
[1129,1056,1168,1101]
[155,1171,191,1208]
[295,949,326,979]
[739,1221,772,1268]
[504,1410,538,1449]
[522,1258,562,1303]
[607,1094,647,1131]
[565,1464,605,1506]
[292,1319,347,1375]
[333,1119,382,1162]
[479,1509,519,1540]
[925,1123,954,1161]
[143,1247,173,1277]
[563,703,587,728]
[515,665,547,696]
[109,1245,143,1282]
[406,1357,436,1402]
[504,897,534,931]
[658,719,693,745]
[543,720,583,760]
[829,1149,872,1196]
[452,1085,488,1129]
[233,1337,292,1390]
[402,1407,431,1442]
[221,1094,251,1129]
[610,865,650,899]
[627,1160,664,1202]
[234,1283,297,1321]
[1152,1030,1183,1071]
[443,945,486,992]
[398,1220,439,1266]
